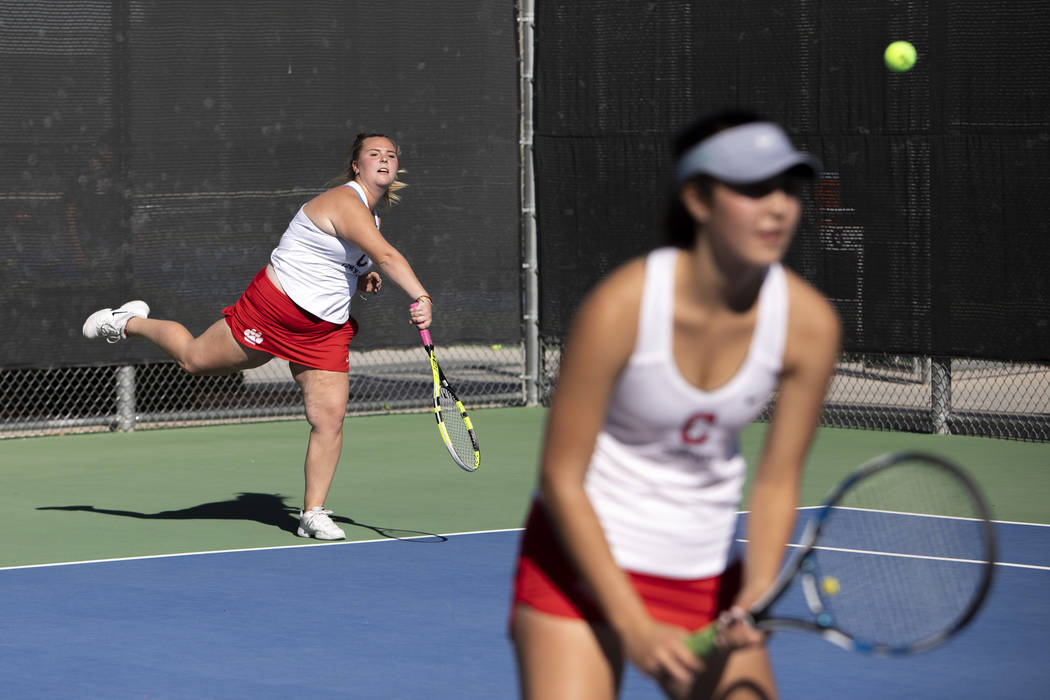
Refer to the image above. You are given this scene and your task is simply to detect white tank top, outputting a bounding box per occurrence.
[270,181,377,323]
[583,247,788,579]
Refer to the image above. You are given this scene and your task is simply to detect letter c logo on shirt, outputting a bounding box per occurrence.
[681,411,716,444]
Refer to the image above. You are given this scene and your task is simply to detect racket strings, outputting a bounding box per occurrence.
[810,460,992,649]
[438,385,477,462]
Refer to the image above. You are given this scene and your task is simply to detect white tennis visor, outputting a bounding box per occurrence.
[675,122,821,186]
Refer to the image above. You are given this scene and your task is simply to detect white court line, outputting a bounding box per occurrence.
[732,539,1050,572]
[3,517,1047,573]
[766,505,1050,528]
[985,518,1050,528]
[0,527,522,572]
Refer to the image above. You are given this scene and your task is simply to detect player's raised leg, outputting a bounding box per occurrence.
[84,302,272,374]
[126,316,270,375]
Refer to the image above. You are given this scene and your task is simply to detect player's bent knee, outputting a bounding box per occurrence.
[177,359,206,376]
[306,406,346,434]
[177,355,223,376]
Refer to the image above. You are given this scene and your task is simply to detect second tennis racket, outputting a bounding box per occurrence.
[417,327,480,472]
[687,451,995,658]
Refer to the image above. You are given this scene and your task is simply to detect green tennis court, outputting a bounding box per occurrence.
[2,407,1046,569]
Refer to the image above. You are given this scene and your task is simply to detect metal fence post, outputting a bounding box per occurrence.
[116,365,136,432]
[519,0,539,405]
[931,356,951,435]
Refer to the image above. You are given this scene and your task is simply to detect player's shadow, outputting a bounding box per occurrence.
[37,492,447,542]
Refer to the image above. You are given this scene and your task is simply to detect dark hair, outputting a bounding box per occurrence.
[326,132,407,208]
[665,109,765,248]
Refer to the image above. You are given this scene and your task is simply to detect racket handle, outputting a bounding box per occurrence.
[409,302,432,345]
[685,622,720,659]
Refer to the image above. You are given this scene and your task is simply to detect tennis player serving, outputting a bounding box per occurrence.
[82,133,433,541]
[510,110,841,698]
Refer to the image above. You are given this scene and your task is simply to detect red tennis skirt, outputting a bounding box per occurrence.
[511,501,741,630]
[222,267,359,372]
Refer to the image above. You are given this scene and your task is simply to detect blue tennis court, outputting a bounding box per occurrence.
[2,515,1047,698]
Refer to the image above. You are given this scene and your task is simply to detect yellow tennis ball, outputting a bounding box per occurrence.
[884,41,917,72]
[821,576,841,596]
[490,344,503,350]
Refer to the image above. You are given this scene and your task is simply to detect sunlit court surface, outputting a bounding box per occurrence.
[1,413,1048,699]
[3,1,1050,698]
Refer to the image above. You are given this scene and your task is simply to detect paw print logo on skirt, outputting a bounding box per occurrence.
[243,328,263,345]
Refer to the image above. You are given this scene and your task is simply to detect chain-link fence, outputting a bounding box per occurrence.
[0,345,524,438]
[541,340,1050,443]
[3,342,1048,442]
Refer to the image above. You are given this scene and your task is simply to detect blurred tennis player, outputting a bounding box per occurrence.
[82,133,434,541]
[510,110,841,698]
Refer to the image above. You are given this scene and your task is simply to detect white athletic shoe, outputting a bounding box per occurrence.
[296,506,347,540]
[82,300,150,343]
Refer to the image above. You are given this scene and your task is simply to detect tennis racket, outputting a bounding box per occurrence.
[417,326,481,472]
[687,451,995,658]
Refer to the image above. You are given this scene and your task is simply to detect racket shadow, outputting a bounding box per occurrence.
[337,516,448,543]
